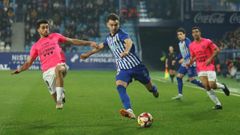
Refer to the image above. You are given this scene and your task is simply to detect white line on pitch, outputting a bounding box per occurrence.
[152,77,240,97]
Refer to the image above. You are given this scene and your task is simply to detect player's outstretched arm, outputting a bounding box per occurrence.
[11,56,35,75]
[120,38,133,58]
[66,38,98,48]
[80,43,104,60]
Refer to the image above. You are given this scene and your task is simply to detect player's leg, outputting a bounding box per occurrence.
[172,65,187,100]
[43,69,58,104]
[169,69,176,83]
[199,72,222,110]
[133,65,159,98]
[188,67,205,89]
[144,80,159,98]
[116,70,136,119]
[208,71,230,96]
[55,64,67,109]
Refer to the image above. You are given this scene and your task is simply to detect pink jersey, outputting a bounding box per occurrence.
[30,33,67,72]
[189,38,218,72]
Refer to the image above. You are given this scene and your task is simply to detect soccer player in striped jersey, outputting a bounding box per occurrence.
[172,28,205,100]
[80,13,159,119]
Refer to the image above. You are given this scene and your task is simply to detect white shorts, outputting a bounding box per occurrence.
[198,71,217,82]
[42,63,69,94]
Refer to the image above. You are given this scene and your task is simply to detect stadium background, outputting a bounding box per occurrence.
[0,0,239,79]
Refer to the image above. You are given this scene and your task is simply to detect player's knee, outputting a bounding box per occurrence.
[205,85,211,90]
[177,74,183,78]
[209,83,217,89]
[55,66,66,75]
[176,76,182,81]
[189,77,195,82]
[201,83,210,90]
[116,80,128,88]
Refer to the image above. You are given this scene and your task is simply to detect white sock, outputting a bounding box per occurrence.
[216,82,225,89]
[56,87,64,102]
[207,90,221,106]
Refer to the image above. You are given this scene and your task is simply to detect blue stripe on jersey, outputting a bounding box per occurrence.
[104,28,141,70]
[178,38,191,66]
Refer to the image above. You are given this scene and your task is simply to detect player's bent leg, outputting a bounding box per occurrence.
[201,76,222,110]
[55,65,67,109]
[208,71,230,96]
[189,77,205,89]
[144,81,159,98]
[199,76,210,90]
[43,69,58,105]
[116,80,136,119]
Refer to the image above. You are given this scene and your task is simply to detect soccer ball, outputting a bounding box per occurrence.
[137,112,153,128]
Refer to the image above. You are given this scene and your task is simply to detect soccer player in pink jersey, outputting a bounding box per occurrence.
[11,19,98,109]
[189,26,230,110]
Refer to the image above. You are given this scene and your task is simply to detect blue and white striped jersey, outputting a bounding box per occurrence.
[178,38,192,66]
[103,28,141,70]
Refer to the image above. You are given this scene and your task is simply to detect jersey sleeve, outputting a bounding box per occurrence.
[207,39,218,51]
[103,38,108,47]
[55,33,67,43]
[185,38,191,48]
[119,30,130,42]
[29,44,38,60]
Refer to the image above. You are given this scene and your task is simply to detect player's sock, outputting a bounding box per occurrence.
[151,85,158,93]
[117,85,131,109]
[190,79,205,89]
[177,77,183,94]
[170,75,175,83]
[56,87,64,102]
[216,82,225,89]
[150,85,159,98]
[206,90,221,106]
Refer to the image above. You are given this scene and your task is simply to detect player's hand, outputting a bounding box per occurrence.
[172,60,176,65]
[205,58,212,66]
[90,42,98,49]
[80,53,90,60]
[185,63,190,68]
[11,69,21,75]
[120,51,129,58]
[179,59,184,64]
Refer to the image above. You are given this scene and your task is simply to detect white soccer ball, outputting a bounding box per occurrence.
[137,112,153,128]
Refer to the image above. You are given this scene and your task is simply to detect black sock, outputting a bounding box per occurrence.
[170,75,175,83]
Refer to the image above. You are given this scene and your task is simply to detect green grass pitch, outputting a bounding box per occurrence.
[0,70,240,135]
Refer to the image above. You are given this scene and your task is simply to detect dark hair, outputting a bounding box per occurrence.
[106,13,119,22]
[36,19,49,29]
[192,26,201,32]
[176,27,186,34]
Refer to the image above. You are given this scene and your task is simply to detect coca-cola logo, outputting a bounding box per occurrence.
[194,12,225,24]
[229,13,240,24]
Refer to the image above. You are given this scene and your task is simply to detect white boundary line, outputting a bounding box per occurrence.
[152,77,240,97]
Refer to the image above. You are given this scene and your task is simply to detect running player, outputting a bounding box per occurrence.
[189,26,230,110]
[80,13,159,119]
[172,28,205,100]
[11,19,98,109]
